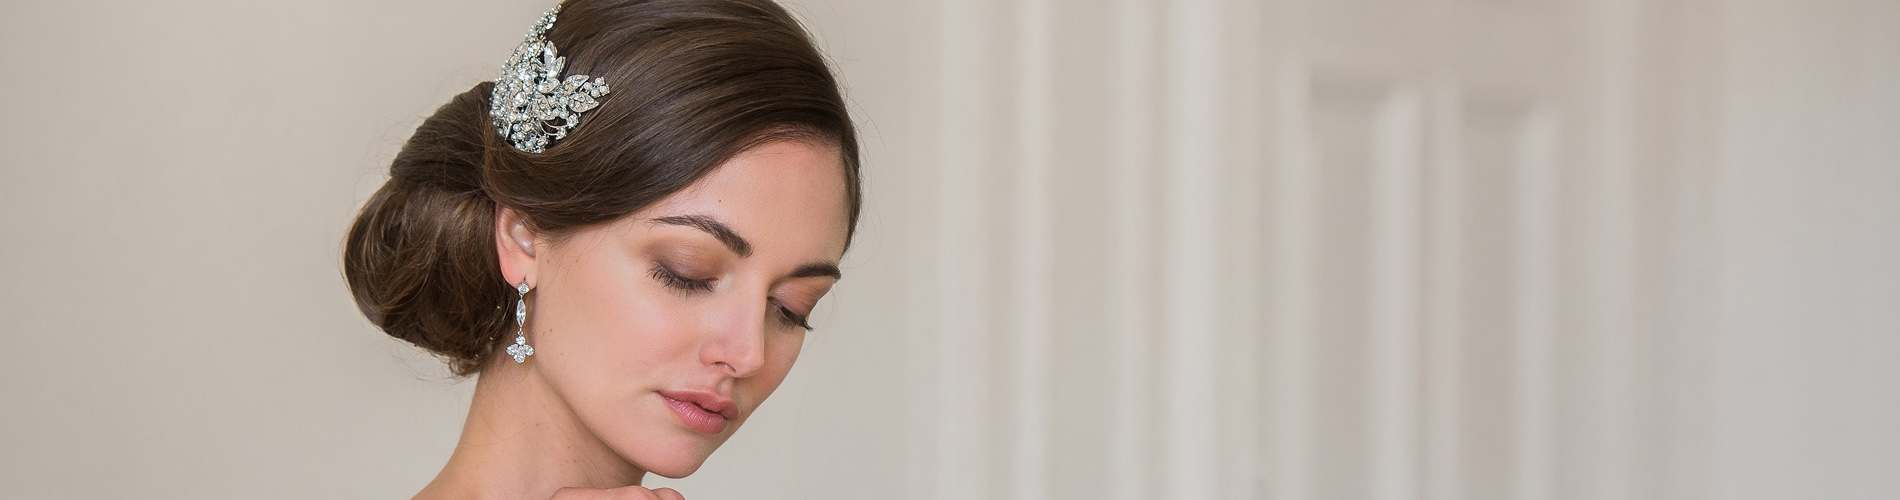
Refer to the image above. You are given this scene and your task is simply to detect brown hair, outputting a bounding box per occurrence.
[342,0,860,376]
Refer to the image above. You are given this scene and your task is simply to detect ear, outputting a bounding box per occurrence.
[495,206,539,287]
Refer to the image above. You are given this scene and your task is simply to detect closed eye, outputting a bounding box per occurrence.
[773,299,813,331]
[650,263,714,294]
[654,262,813,330]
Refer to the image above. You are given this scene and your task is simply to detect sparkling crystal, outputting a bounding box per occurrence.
[561,74,588,92]
[489,4,609,154]
[506,334,535,363]
[570,93,598,112]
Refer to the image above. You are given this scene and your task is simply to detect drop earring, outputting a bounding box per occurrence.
[507,280,536,363]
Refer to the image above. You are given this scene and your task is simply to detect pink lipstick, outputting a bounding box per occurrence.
[658,390,734,434]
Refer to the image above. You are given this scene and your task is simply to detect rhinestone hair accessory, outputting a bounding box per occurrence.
[490,4,611,154]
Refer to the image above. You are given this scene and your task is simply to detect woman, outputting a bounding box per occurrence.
[341,1,862,498]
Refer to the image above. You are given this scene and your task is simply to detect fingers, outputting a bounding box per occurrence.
[550,485,684,500]
[549,486,641,500]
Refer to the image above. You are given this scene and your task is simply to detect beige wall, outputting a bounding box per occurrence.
[0,0,1894,499]
[1709,0,1900,497]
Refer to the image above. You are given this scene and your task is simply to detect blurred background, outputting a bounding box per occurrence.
[2,0,1895,498]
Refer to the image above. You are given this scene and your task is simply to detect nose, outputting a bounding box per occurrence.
[701,291,768,378]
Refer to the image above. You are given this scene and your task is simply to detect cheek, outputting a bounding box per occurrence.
[743,333,805,402]
[545,262,702,391]
[608,294,703,370]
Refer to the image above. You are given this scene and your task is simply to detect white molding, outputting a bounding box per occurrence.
[1108,0,1159,499]
[933,1,998,498]
[1269,60,1314,500]
[1423,78,1467,500]
[1589,0,1639,497]
[1161,0,1224,496]
[900,1,945,497]
[1513,107,1560,500]
[1369,85,1423,500]
[1008,0,1052,498]
[1219,0,1269,498]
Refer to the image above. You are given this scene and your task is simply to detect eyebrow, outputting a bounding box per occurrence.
[647,214,845,280]
[789,262,843,280]
[650,214,752,257]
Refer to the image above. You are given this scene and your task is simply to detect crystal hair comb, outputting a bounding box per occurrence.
[489,4,611,154]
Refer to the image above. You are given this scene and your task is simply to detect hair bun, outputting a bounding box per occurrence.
[343,82,512,376]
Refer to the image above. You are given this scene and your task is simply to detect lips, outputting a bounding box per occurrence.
[658,390,736,434]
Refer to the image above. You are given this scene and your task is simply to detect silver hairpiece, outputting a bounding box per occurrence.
[490,4,610,154]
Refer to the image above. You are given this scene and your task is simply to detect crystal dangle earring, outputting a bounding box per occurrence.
[506,280,536,363]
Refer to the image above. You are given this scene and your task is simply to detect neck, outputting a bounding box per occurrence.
[416,359,646,500]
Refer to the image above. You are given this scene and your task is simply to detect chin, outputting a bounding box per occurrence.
[609,430,727,479]
[633,443,716,479]
[591,392,745,479]
[645,461,703,479]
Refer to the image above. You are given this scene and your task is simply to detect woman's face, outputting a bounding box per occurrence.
[521,140,849,478]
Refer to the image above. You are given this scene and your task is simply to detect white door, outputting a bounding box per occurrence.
[660,0,1895,499]
[809,1,1695,499]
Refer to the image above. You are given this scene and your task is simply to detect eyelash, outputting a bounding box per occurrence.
[775,303,814,331]
[648,263,814,331]
[649,263,714,294]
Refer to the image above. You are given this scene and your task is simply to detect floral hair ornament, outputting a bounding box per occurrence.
[489,3,611,154]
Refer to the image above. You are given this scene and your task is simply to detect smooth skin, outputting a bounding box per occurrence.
[415,140,851,500]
